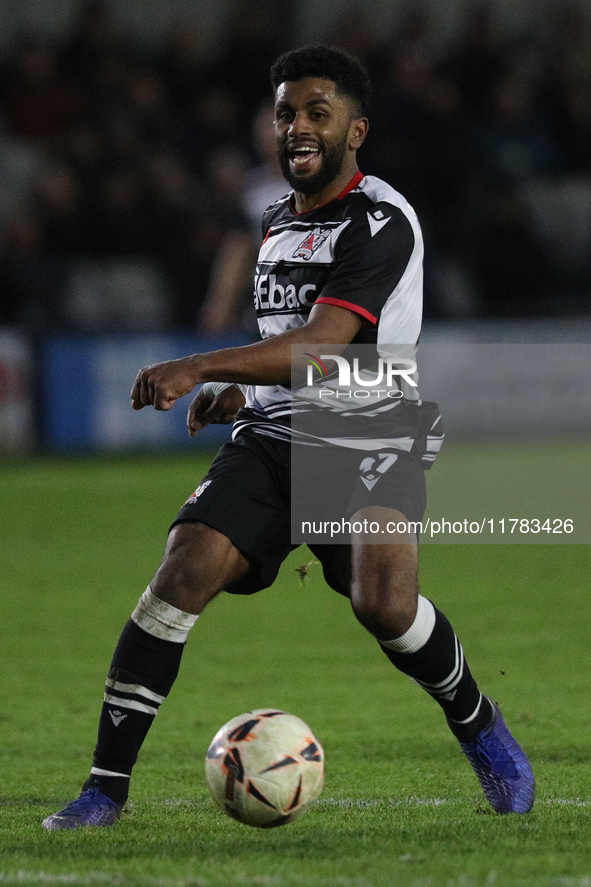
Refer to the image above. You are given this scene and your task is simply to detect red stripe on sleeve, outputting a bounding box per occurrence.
[315,296,377,325]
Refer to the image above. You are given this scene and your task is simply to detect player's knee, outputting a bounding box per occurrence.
[350,571,418,639]
[153,553,205,601]
[151,523,230,612]
[150,557,210,614]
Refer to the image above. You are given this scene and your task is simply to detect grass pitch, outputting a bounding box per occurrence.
[1,445,590,887]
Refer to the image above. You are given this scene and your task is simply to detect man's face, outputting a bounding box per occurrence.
[274,77,357,196]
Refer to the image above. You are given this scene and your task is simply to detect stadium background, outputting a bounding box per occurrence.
[1,0,591,453]
[1,5,590,886]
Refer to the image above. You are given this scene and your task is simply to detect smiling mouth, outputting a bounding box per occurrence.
[289,145,321,170]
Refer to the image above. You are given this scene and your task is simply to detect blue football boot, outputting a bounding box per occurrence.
[42,787,121,830]
[460,701,535,814]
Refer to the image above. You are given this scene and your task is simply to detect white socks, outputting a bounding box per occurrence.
[380,595,436,654]
[131,586,198,643]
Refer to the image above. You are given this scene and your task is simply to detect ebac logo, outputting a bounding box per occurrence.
[292,227,331,260]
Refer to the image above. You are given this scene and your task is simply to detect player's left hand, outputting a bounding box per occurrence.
[131,355,201,411]
[187,385,246,436]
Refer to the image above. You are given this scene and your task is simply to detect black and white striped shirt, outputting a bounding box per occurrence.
[232,172,442,464]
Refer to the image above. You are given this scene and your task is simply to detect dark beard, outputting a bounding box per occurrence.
[278,137,348,196]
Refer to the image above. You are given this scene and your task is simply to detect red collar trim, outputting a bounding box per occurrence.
[289,171,364,215]
[337,170,364,199]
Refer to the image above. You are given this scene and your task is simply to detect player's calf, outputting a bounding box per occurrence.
[377,596,534,813]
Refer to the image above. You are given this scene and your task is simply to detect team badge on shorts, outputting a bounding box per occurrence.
[184,479,212,505]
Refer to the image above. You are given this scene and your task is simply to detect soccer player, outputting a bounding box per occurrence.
[43,45,534,829]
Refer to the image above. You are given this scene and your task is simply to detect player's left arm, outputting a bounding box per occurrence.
[186,383,248,437]
[130,303,362,412]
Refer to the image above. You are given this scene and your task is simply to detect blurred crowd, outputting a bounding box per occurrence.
[1,0,591,334]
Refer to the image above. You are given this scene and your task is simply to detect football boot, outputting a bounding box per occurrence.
[42,786,121,830]
[460,700,535,814]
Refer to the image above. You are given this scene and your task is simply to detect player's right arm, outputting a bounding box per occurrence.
[130,302,363,412]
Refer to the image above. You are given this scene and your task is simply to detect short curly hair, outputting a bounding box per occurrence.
[270,44,371,117]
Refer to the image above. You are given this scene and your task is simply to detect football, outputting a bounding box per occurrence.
[205,709,325,828]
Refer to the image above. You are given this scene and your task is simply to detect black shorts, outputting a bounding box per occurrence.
[172,430,426,597]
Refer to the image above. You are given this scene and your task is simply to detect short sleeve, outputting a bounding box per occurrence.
[315,204,415,325]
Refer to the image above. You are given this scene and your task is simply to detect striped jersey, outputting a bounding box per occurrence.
[232,171,442,463]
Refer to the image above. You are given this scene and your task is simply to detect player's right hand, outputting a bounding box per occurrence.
[131,355,201,411]
[187,385,246,437]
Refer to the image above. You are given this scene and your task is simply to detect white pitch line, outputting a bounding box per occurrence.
[317,797,591,808]
[0,875,206,887]
[317,797,449,807]
[0,875,126,886]
[0,874,373,887]
[4,872,591,887]
[553,881,591,887]
[123,796,591,810]
[544,799,591,807]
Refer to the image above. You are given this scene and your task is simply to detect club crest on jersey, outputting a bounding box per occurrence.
[292,227,331,261]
